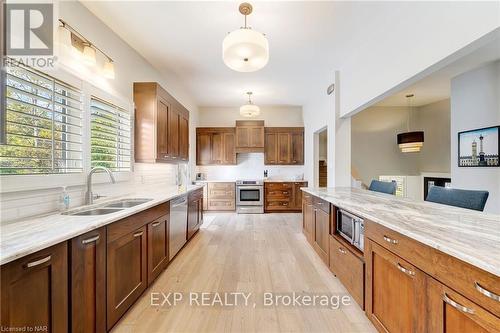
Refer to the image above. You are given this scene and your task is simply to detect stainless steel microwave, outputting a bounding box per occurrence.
[336,209,365,251]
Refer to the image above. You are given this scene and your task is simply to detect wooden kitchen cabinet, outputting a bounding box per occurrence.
[188,188,204,240]
[134,82,189,163]
[70,228,106,333]
[292,182,307,209]
[1,242,68,333]
[313,202,330,264]
[264,127,304,165]
[196,128,236,165]
[107,225,147,330]
[426,276,500,333]
[147,215,169,285]
[207,182,235,211]
[264,181,307,212]
[235,120,264,152]
[302,192,314,244]
[365,239,427,333]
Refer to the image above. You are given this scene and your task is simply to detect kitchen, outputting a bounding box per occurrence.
[1,1,500,333]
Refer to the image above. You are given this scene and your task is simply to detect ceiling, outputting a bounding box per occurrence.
[82,1,340,107]
[375,35,500,107]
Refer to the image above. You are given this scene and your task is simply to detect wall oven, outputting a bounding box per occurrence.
[336,209,365,251]
[236,180,264,214]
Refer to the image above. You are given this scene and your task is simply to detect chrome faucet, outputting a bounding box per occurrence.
[85,166,116,205]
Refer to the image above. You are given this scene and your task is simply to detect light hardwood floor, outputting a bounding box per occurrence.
[111,213,376,333]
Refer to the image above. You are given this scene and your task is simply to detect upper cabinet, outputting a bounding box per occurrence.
[235,120,264,152]
[196,128,236,165]
[133,82,189,163]
[264,127,304,165]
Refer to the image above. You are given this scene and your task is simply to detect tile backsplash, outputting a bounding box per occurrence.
[196,153,305,181]
[0,163,178,223]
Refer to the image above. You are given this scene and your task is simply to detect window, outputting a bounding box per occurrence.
[90,97,131,171]
[1,65,83,175]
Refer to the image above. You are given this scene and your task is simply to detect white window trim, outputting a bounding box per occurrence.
[0,66,134,193]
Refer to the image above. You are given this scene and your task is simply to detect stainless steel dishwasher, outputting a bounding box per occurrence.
[169,195,188,260]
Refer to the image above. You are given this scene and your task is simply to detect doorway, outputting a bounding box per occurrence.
[318,129,327,187]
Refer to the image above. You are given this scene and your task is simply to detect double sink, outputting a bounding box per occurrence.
[62,198,153,216]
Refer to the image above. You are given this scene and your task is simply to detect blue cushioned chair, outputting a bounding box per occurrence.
[368,180,397,195]
[425,186,489,211]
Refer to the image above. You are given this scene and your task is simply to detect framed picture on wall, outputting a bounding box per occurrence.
[458,126,500,167]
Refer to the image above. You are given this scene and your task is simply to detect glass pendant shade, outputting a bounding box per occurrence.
[103,60,115,79]
[240,103,260,117]
[397,131,424,153]
[83,45,96,65]
[223,28,269,72]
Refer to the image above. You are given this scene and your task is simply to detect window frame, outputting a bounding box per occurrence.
[0,67,134,193]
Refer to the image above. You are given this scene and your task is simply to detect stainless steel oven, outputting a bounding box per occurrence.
[336,209,365,251]
[236,180,263,214]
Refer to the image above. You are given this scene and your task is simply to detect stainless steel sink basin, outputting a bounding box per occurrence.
[103,198,153,208]
[63,208,123,216]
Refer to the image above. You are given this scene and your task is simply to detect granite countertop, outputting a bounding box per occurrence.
[301,187,500,277]
[0,184,203,266]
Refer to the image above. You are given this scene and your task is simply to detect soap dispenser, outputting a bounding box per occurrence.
[59,186,70,211]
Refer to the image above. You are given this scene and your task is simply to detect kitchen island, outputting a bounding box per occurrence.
[301,187,500,333]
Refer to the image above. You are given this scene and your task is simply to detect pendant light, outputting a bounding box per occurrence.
[397,94,424,153]
[223,3,269,72]
[240,92,260,117]
[103,59,115,79]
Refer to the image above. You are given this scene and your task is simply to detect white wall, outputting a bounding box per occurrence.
[198,106,303,127]
[451,61,500,214]
[334,2,500,117]
[0,1,199,222]
[351,100,451,186]
[318,130,328,161]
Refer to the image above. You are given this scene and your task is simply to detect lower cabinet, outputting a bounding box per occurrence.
[365,239,427,333]
[302,193,314,243]
[188,188,203,240]
[107,225,147,330]
[427,277,500,333]
[70,228,106,333]
[312,205,330,265]
[329,235,364,309]
[0,242,68,333]
[147,215,169,286]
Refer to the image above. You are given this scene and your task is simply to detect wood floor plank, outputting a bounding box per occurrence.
[111,213,375,333]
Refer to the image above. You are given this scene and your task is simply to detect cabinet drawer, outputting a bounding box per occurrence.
[265,189,292,198]
[208,200,235,210]
[107,203,169,243]
[265,182,293,190]
[208,182,235,190]
[313,196,329,213]
[329,235,364,308]
[189,188,204,201]
[302,191,313,204]
[366,221,500,318]
[266,200,292,209]
[208,189,235,199]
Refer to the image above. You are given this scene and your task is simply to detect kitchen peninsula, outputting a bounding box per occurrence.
[301,187,500,333]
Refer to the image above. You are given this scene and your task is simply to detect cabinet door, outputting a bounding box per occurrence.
[236,127,250,148]
[223,132,236,164]
[1,243,68,333]
[427,277,500,333]
[293,182,305,210]
[211,132,224,164]
[313,208,330,264]
[179,116,189,161]
[147,216,168,285]
[197,132,212,165]
[107,226,147,330]
[188,198,200,240]
[157,99,170,159]
[250,127,264,147]
[278,133,290,164]
[290,131,304,165]
[71,228,106,333]
[302,199,315,244]
[264,132,278,164]
[365,239,426,333]
[168,108,179,158]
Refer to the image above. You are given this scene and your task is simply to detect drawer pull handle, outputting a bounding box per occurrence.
[338,248,347,254]
[152,221,161,227]
[475,282,500,302]
[383,235,398,244]
[81,235,100,244]
[133,231,144,238]
[283,191,289,194]
[26,255,51,268]
[443,293,475,314]
[396,263,415,276]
